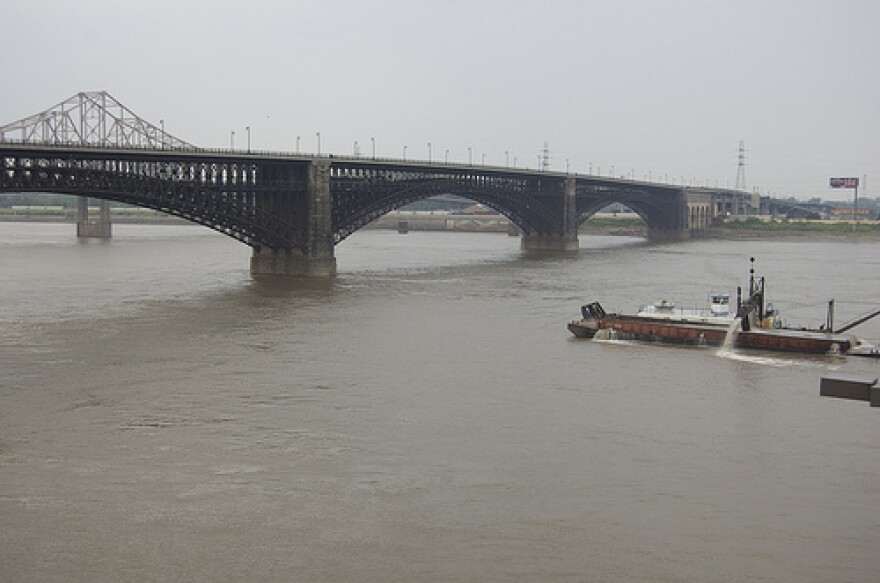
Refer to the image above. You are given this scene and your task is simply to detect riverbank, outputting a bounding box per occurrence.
[364,212,649,236]
[2,211,879,239]
[0,212,187,225]
[705,219,880,240]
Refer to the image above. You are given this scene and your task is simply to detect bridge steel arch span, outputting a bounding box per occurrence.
[1,143,316,249]
[573,180,687,237]
[328,161,567,244]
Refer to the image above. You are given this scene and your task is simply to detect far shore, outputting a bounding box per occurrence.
[2,210,879,240]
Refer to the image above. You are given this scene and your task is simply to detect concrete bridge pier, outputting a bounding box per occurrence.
[520,234,580,251]
[520,176,579,252]
[250,159,337,278]
[76,197,111,238]
[250,247,336,277]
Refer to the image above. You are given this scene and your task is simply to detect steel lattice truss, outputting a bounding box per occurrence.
[0,91,194,150]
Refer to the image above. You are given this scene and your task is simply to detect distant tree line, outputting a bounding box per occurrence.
[0,193,137,208]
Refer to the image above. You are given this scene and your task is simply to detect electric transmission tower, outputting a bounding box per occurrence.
[734,141,747,191]
[541,142,551,171]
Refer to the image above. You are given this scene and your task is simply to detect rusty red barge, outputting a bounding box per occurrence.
[568,259,879,356]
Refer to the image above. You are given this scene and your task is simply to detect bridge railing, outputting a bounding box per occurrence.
[0,137,750,194]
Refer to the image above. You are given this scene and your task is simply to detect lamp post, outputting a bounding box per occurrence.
[246,126,251,153]
[160,119,164,149]
[468,146,472,165]
[230,130,235,150]
[317,132,321,155]
[445,149,449,163]
[296,135,301,154]
[371,136,375,159]
[403,145,407,160]
[427,142,432,162]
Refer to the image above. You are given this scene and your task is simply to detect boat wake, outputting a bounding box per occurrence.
[715,317,841,367]
[714,348,833,368]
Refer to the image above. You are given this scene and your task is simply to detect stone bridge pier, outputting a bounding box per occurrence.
[520,177,580,252]
[250,160,337,278]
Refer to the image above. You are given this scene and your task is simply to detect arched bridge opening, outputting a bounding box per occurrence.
[329,164,565,244]
[574,182,684,234]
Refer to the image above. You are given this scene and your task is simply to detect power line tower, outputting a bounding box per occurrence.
[734,141,747,191]
[541,142,551,171]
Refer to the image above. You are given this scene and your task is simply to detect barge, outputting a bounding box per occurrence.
[568,258,877,356]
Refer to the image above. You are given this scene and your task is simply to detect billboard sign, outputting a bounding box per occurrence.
[829,177,859,188]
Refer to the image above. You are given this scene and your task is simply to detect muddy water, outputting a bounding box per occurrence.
[2,223,879,581]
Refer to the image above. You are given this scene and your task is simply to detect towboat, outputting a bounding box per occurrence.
[568,258,877,356]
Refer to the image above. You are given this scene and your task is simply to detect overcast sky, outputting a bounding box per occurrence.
[2,0,877,200]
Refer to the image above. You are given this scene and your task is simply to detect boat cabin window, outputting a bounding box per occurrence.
[710,293,731,316]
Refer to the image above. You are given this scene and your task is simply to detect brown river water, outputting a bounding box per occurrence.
[1,222,879,582]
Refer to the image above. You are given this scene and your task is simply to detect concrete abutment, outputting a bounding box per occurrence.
[647,228,692,241]
[76,197,111,238]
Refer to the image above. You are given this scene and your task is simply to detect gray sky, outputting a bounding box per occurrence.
[3,0,878,200]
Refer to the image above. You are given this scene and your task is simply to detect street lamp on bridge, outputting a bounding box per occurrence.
[246,126,251,153]
[427,142,432,162]
[230,130,235,150]
[317,132,321,155]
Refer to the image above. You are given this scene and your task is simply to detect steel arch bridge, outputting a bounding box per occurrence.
[1,91,733,276]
